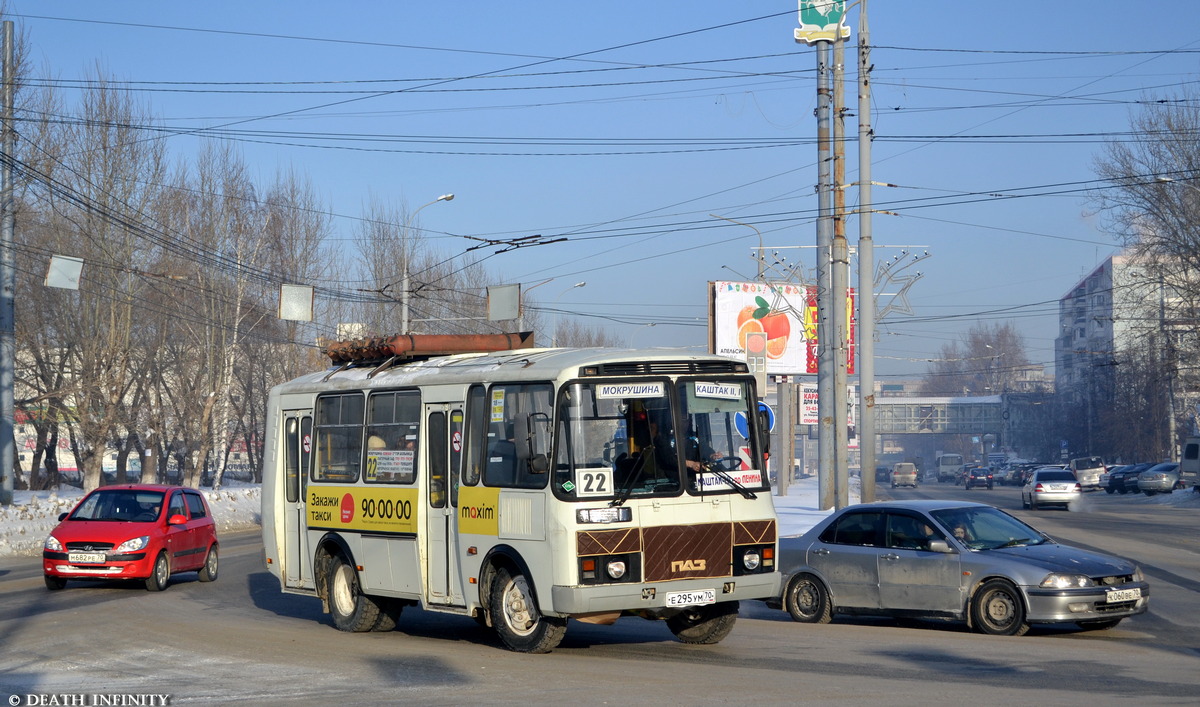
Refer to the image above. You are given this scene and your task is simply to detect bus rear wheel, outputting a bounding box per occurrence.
[329,555,382,632]
[489,566,566,653]
[666,601,739,644]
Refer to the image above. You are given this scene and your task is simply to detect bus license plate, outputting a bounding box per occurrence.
[665,589,716,607]
[1106,588,1140,603]
[68,552,106,564]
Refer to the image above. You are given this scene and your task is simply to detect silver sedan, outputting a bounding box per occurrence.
[1021,468,1081,510]
[1137,462,1181,495]
[776,500,1148,636]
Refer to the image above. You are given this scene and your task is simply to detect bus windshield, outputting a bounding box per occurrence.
[553,379,764,501]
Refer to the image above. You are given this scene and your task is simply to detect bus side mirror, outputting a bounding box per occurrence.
[757,409,771,455]
[529,454,549,474]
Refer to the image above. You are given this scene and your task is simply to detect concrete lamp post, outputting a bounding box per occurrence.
[551,281,586,347]
[400,193,454,333]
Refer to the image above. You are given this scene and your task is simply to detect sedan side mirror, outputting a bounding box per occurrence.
[167,514,188,526]
[928,540,953,554]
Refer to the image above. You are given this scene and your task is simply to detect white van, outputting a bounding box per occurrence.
[1181,437,1200,490]
[891,462,918,488]
[1069,456,1106,490]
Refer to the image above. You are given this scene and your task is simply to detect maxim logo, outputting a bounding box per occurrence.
[671,559,706,572]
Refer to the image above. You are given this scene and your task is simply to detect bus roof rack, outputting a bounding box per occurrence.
[321,332,536,364]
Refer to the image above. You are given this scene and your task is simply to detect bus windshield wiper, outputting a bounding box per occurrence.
[703,463,756,500]
[610,450,648,507]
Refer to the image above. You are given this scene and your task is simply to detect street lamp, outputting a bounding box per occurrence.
[710,214,764,279]
[400,193,454,333]
[1156,176,1200,194]
[551,281,586,347]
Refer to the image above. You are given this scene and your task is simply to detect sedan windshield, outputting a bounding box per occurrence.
[930,506,1048,550]
[71,490,165,522]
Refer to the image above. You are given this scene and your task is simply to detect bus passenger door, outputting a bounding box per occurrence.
[424,405,465,606]
[283,412,313,588]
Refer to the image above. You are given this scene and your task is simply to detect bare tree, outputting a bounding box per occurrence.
[1091,86,1200,460]
[553,318,624,347]
[920,322,1031,396]
[26,70,169,489]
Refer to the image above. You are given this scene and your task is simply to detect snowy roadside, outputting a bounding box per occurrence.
[0,483,262,557]
[14,473,1196,559]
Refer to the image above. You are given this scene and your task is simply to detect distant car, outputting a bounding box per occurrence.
[1108,462,1152,494]
[42,484,219,591]
[776,500,1149,636]
[1021,468,1081,510]
[1098,465,1122,490]
[891,463,918,488]
[1069,456,1107,491]
[875,465,892,483]
[1137,462,1182,495]
[964,467,994,490]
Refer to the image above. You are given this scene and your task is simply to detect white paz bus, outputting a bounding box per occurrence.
[261,333,780,653]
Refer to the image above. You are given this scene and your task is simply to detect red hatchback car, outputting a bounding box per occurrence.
[43,484,219,591]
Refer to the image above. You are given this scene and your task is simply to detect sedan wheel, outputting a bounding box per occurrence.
[971,579,1029,636]
[785,573,832,624]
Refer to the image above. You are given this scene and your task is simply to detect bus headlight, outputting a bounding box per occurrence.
[579,553,640,585]
[742,549,761,571]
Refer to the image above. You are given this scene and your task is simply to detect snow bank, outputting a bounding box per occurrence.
[0,483,262,558]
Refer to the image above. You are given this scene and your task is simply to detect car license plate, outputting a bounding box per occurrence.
[68,552,106,564]
[665,589,716,607]
[1106,588,1140,603]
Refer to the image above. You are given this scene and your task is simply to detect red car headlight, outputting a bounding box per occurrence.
[114,536,150,553]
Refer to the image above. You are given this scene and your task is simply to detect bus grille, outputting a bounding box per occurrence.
[577,519,776,582]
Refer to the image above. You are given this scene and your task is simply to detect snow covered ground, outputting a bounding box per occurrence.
[2,474,1195,558]
[0,481,263,557]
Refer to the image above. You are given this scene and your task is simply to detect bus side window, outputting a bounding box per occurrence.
[364,390,419,484]
[483,383,552,489]
[313,393,365,482]
[285,418,300,503]
[463,385,486,486]
[428,412,448,508]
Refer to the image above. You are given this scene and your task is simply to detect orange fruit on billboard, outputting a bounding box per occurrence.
[766,336,788,359]
[736,305,756,329]
[760,312,791,341]
[737,319,763,349]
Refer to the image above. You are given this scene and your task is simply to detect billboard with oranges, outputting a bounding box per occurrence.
[709,280,855,376]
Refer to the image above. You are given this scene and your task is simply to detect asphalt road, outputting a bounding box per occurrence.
[1,485,1197,706]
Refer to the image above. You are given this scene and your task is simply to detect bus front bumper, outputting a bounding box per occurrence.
[549,572,781,615]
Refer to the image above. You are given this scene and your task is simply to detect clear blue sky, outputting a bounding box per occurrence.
[6,1,1199,378]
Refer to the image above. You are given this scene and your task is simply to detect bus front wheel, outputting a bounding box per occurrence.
[329,555,383,632]
[489,566,566,653]
[666,601,739,644]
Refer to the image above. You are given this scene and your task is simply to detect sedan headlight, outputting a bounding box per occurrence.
[1040,573,1095,589]
[114,536,150,553]
[1132,566,1144,582]
[44,535,63,552]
